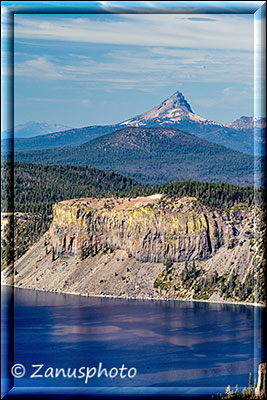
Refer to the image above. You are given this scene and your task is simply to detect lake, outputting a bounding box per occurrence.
[1,286,264,397]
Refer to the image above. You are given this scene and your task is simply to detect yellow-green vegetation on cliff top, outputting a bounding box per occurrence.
[50,194,227,263]
[2,191,265,305]
[2,161,265,305]
[45,192,264,304]
[1,161,147,264]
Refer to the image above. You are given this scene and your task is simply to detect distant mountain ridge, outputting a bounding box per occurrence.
[225,115,266,130]
[2,125,116,152]
[119,91,266,155]
[14,126,257,186]
[2,121,72,139]
[1,91,265,155]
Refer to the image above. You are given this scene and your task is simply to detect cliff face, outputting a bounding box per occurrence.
[3,194,262,304]
[50,195,249,263]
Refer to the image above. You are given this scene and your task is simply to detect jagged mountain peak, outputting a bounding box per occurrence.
[120,90,219,127]
[225,116,266,130]
[159,91,193,113]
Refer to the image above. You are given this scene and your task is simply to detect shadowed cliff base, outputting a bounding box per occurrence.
[2,194,265,306]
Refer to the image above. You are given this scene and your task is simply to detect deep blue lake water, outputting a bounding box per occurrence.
[1,286,264,397]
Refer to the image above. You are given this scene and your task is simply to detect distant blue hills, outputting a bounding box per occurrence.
[1,91,265,155]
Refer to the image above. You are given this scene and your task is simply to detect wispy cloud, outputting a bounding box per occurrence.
[11,12,254,92]
[7,9,261,126]
[14,45,253,92]
[15,56,63,79]
[13,13,253,51]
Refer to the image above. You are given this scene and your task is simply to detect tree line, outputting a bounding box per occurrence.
[2,162,263,215]
[1,161,265,267]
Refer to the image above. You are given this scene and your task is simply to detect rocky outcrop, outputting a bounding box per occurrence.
[225,116,266,131]
[50,195,252,263]
[255,363,266,398]
[2,194,262,305]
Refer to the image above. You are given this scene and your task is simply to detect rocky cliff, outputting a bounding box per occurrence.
[50,195,242,263]
[3,194,264,305]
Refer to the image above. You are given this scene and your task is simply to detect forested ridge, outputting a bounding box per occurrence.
[13,126,257,185]
[1,162,145,267]
[1,162,261,215]
[1,161,265,269]
[1,161,145,215]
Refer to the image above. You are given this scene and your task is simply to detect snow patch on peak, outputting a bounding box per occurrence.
[166,91,193,113]
[119,91,222,128]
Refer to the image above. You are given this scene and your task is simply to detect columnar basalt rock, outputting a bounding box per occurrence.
[49,196,252,263]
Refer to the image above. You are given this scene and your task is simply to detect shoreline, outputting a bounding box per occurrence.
[2,283,266,308]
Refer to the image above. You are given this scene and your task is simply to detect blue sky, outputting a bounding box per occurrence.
[2,1,265,128]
